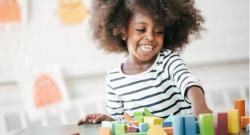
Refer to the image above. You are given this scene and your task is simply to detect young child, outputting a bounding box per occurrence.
[78,0,212,125]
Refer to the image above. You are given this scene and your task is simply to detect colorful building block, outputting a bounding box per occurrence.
[240,116,250,129]
[144,116,163,127]
[162,127,173,135]
[173,115,184,135]
[234,99,245,118]
[134,116,144,122]
[101,121,116,135]
[199,113,214,135]
[99,127,112,135]
[143,108,153,116]
[124,132,147,135]
[228,109,240,134]
[124,112,133,122]
[147,125,167,135]
[134,111,144,117]
[195,121,199,134]
[139,123,148,132]
[162,114,174,127]
[115,123,125,135]
[246,124,250,132]
[184,115,196,135]
[215,112,228,135]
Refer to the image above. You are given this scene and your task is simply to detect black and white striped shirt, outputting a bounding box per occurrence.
[105,49,203,119]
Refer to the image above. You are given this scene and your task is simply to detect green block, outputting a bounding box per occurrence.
[115,123,125,135]
[134,111,144,117]
[199,113,214,135]
[124,132,147,135]
[143,108,153,116]
[134,116,144,122]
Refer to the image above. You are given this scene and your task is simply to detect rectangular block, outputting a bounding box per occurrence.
[163,127,173,135]
[234,99,245,118]
[134,111,144,117]
[115,123,125,135]
[199,113,214,135]
[184,115,196,135]
[215,112,228,135]
[99,127,112,135]
[173,116,184,135]
[228,109,240,134]
[144,117,163,127]
[139,123,148,132]
[124,112,133,122]
[143,108,153,116]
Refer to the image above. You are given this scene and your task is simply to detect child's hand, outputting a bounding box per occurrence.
[77,113,113,125]
[192,105,213,117]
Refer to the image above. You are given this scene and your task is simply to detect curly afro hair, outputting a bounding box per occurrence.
[89,0,204,53]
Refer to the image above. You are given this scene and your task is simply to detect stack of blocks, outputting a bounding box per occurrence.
[99,99,250,135]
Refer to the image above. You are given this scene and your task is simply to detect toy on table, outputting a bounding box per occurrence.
[98,99,249,135]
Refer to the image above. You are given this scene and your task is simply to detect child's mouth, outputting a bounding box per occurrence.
[139,44,154,52]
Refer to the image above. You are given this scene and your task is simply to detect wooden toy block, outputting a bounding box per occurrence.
[99,127,112,135]
[195,121,200,134]
[199,113,214,135]
[215,112,228,135]
[139,123,149,132]
[162,114,174,127]
[228,109,240,134]
[124,112,133,122]
[143,108,153,116]
[234,99,245,118]
[115,123,125,135]
[101,121,116,135]
[144,116,163,127]
[241,116,250,129]
[162,127,173,135]
[173,115,184,135]
[147,125,167,135]
[134,116,144,122]
[162,121,172,127]
[134,111,144,117]
[246,123,250,132]
[124,132,147,135]
[184,115,196,135]
[126,126,138,133]
[131,120,140,126]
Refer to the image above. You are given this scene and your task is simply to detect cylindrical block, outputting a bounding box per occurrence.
[228,109,240,134]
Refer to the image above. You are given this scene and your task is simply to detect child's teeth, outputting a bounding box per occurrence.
[140,45,153,51]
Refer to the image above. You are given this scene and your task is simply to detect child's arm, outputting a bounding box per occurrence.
[186,86,212,116]
[78,113,113,125]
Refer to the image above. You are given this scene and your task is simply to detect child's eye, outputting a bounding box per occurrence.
[136,29,146,32]
[155,31,164,35]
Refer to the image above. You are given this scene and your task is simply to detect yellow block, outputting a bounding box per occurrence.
[148,125,167,135]
[228,109,240,133]
[144,116,163,127]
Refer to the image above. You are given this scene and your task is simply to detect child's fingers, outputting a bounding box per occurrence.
[92,114,106,123]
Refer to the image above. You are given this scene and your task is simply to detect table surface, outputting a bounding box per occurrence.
[12,124,248,135]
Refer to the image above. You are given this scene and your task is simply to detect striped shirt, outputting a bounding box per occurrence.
[105,49,203,119]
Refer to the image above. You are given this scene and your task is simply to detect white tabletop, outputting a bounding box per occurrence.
[12,124,100,135]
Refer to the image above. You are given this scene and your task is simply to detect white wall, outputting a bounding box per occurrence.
[0,0,249,133]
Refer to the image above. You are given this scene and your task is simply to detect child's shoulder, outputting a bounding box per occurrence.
[159,49,179,58]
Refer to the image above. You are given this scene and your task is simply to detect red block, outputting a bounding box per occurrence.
[216,112,228,135]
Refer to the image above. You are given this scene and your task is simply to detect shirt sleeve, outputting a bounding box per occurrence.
[105,74,124,120]
[167,52,204,103]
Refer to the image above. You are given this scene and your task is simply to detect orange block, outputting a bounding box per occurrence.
[124,112,132,122]
[131,120,140,126]
[241,116,250,129]
[99,127,112,135]
[234,99,245,118]
[163,127,173,135]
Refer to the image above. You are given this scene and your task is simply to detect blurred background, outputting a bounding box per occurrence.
[0,0,249,134]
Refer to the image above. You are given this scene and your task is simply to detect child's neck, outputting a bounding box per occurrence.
[122,56,157,75]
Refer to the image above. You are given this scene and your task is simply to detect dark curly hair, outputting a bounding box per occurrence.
[89,0,204,53]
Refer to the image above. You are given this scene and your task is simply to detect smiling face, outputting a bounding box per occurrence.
[124,10,165,64]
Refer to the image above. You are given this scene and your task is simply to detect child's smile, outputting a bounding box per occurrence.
[125,10,164,64]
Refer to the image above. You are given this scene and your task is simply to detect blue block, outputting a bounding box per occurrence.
[247,124,250,132]
[164,114,174,122]
[139,123,148,132]
[195,121,200,134]
[173,116,185,135]
[162,121,172,127]
[184,115,196,135]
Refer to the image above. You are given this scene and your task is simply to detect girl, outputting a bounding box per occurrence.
[78,0,212,125]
